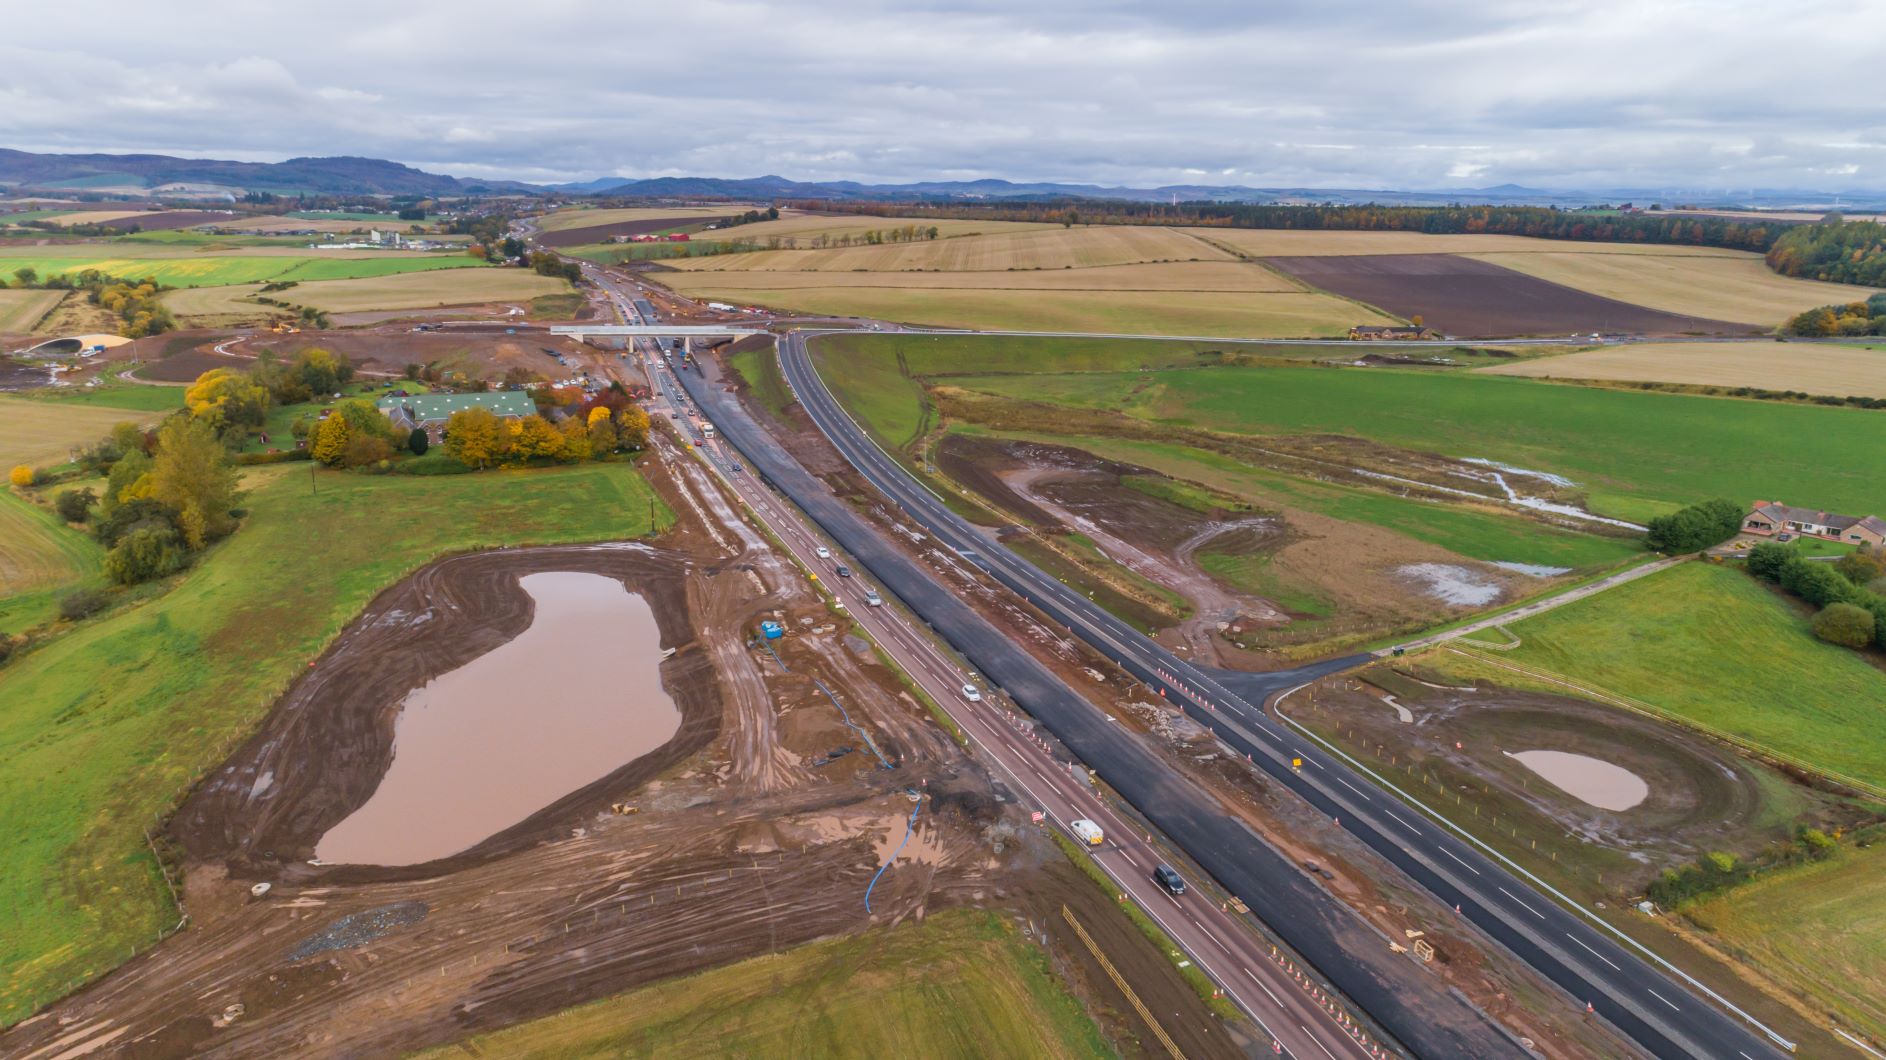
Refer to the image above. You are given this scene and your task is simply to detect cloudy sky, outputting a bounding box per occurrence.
[3,0,1881,191]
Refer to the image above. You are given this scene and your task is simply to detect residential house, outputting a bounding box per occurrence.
[1349,324,1437,340]
[375,391,536,440]
[1744,500,1886,548]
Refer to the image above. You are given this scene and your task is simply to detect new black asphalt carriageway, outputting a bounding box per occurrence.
[771,330,1794,1060]
[671,346,1513,1058]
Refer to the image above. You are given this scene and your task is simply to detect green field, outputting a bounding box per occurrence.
[1686,843,1886,1043]
[414,910,1109,1060]
[26,383,186,411]
[729,342,793,421]
[946,363,1886,522]
[0,462,672,1025]
[0,253,488,289]
[1493,562,1886,790]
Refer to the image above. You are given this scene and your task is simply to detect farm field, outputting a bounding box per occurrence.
[0,392,163,467]
[0,288,64,332]
[1685,843,1886,1044]
[1489,561,1886,791]
[1185,228,1761,258]
[662,259,1300,293]
[0,252,490,289]
[40,210,148,227]
[1264,254,1751,337]
[0,488,100,600]
[950,360,1886,520]
[680,284,1390,336]
[167,269,572,319]
[413,910,1107,1060]
[1480,340,1886,397]
[690,209,1058,246]
[0,462,671,1025]
[533,205,744,233]
[666,224,1232,273]
[1462,251,1881,325]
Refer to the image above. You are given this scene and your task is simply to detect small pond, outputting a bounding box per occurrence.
[1505,749,1649,811]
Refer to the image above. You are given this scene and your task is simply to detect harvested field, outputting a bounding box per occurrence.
[1191,228,1756,258]
[40,209,149,227]
[689,210,1056,246]
[673,285,1386,337]
[1265,253,1757,338]
[0,288,63,332]
[1480,340,1886,397]
[666,225,1232,273]
[0,392,163,466]
[662,259,1300,293]
[1460,251,1880,326]
[535,214,740,249]
[218,214,410,233]
[0,488,99,597]
[159,284,278,326]
[533,206,743,233]
[267,269,572,313]
[94,210,236,232]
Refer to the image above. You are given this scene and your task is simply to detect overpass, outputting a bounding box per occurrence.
[549,324,766,342]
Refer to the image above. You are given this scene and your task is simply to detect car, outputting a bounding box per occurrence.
[835,565,852,578]
[730,462,744,473]
[960,683,982,702]
[864,589,883,607]
[815,546,831,559]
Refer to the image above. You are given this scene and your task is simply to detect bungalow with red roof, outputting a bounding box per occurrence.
[1744,500,1886,548]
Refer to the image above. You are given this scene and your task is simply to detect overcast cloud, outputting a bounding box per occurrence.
[3,0,1882,191]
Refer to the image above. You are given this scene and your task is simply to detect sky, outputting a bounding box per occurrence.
[2,0,1882,191]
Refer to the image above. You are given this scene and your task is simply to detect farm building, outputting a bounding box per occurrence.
[376,391,535,434]
[1743,500,1886,547]
[1349,325,1437,340]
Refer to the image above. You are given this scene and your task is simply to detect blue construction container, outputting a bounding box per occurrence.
[759,620,785,640]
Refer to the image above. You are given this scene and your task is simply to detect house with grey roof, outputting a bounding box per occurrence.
[1744,500,1886,548]
[375,391,536,439]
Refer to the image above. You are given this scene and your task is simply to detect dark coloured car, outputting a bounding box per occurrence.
[1153,864,1186,895]
[835,565,852,578]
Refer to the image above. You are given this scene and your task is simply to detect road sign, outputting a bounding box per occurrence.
[1291,757,1302,770]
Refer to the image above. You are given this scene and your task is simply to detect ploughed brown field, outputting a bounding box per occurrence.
[534,214,738,248]
[96,210,238,231]
[1265,253,1760,338]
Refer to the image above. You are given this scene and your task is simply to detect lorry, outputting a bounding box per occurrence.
[1070,819,1104,845]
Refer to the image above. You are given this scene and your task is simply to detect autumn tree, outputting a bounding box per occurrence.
[147,415,240,549]
[311,414,352,466]
[9,464,34,488]
[508,414,565,460]
[557,415,590,461]
[616,404,650,450]
[185,368,270,431]
[443,407,504,468]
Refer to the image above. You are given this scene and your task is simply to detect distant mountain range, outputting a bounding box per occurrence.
[0,149,532,198]
[4,149,1882,210]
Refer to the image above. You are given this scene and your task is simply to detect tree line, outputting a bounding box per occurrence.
[1780,292,1886,337]
[1765,220,1886,286]
[784,200,1784,253]
[1,267,177,337]
[1746,541,1886,652]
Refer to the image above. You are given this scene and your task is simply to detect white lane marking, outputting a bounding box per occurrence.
[1647,988,1680,1011]
[1335,776,1371,800]
[1440,846,1481,876]
[1567,932,1621,971]
[1245,966,1285,1007]
[1499,886,1546,920]
[1383,811,1419,833]
[1304,1025,1338,1060]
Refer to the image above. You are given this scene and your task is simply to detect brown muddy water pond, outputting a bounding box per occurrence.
[1506,750,1649,811]
[316,572,680,866]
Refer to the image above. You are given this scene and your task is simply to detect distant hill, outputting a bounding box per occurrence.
[0,149,534,198]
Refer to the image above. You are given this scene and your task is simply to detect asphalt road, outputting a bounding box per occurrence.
[771,330,1793,1060]
[660,337,1522,1058]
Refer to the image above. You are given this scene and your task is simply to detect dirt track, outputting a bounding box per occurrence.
[1267,253,1758,338]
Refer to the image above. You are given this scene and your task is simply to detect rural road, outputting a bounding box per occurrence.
[599,269,1395,1059]
[770,328,1794,1060]
[1387,555,1688,655]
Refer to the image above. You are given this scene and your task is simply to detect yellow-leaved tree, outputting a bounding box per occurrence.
[616,405,650,450]
[9,464,33,488]
[443,407,503,469]
[184,368,269,431]
[310,414,352,467]
[508,415,565,461]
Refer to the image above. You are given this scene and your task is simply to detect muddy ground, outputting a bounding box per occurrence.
[1,419,1243,1058]
[127,328,613,385]
[935,433,1549,665]
[1265,254,1756,339]
[534,215,740,249]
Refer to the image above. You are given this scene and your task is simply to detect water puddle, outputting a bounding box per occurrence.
[1491,561,1573,578]
[1397,563,1503,606]
[1505,750,1649,811]
[315,572,680,866]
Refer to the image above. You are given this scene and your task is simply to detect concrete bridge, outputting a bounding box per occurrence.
[549,324,766,342]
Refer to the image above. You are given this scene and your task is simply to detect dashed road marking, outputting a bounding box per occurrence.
[1440,847,1481,876]
[1567,932,1621,971]
[1499,886,1546,920]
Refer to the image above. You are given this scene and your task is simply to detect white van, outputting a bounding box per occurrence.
[1070,819,1104,846]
